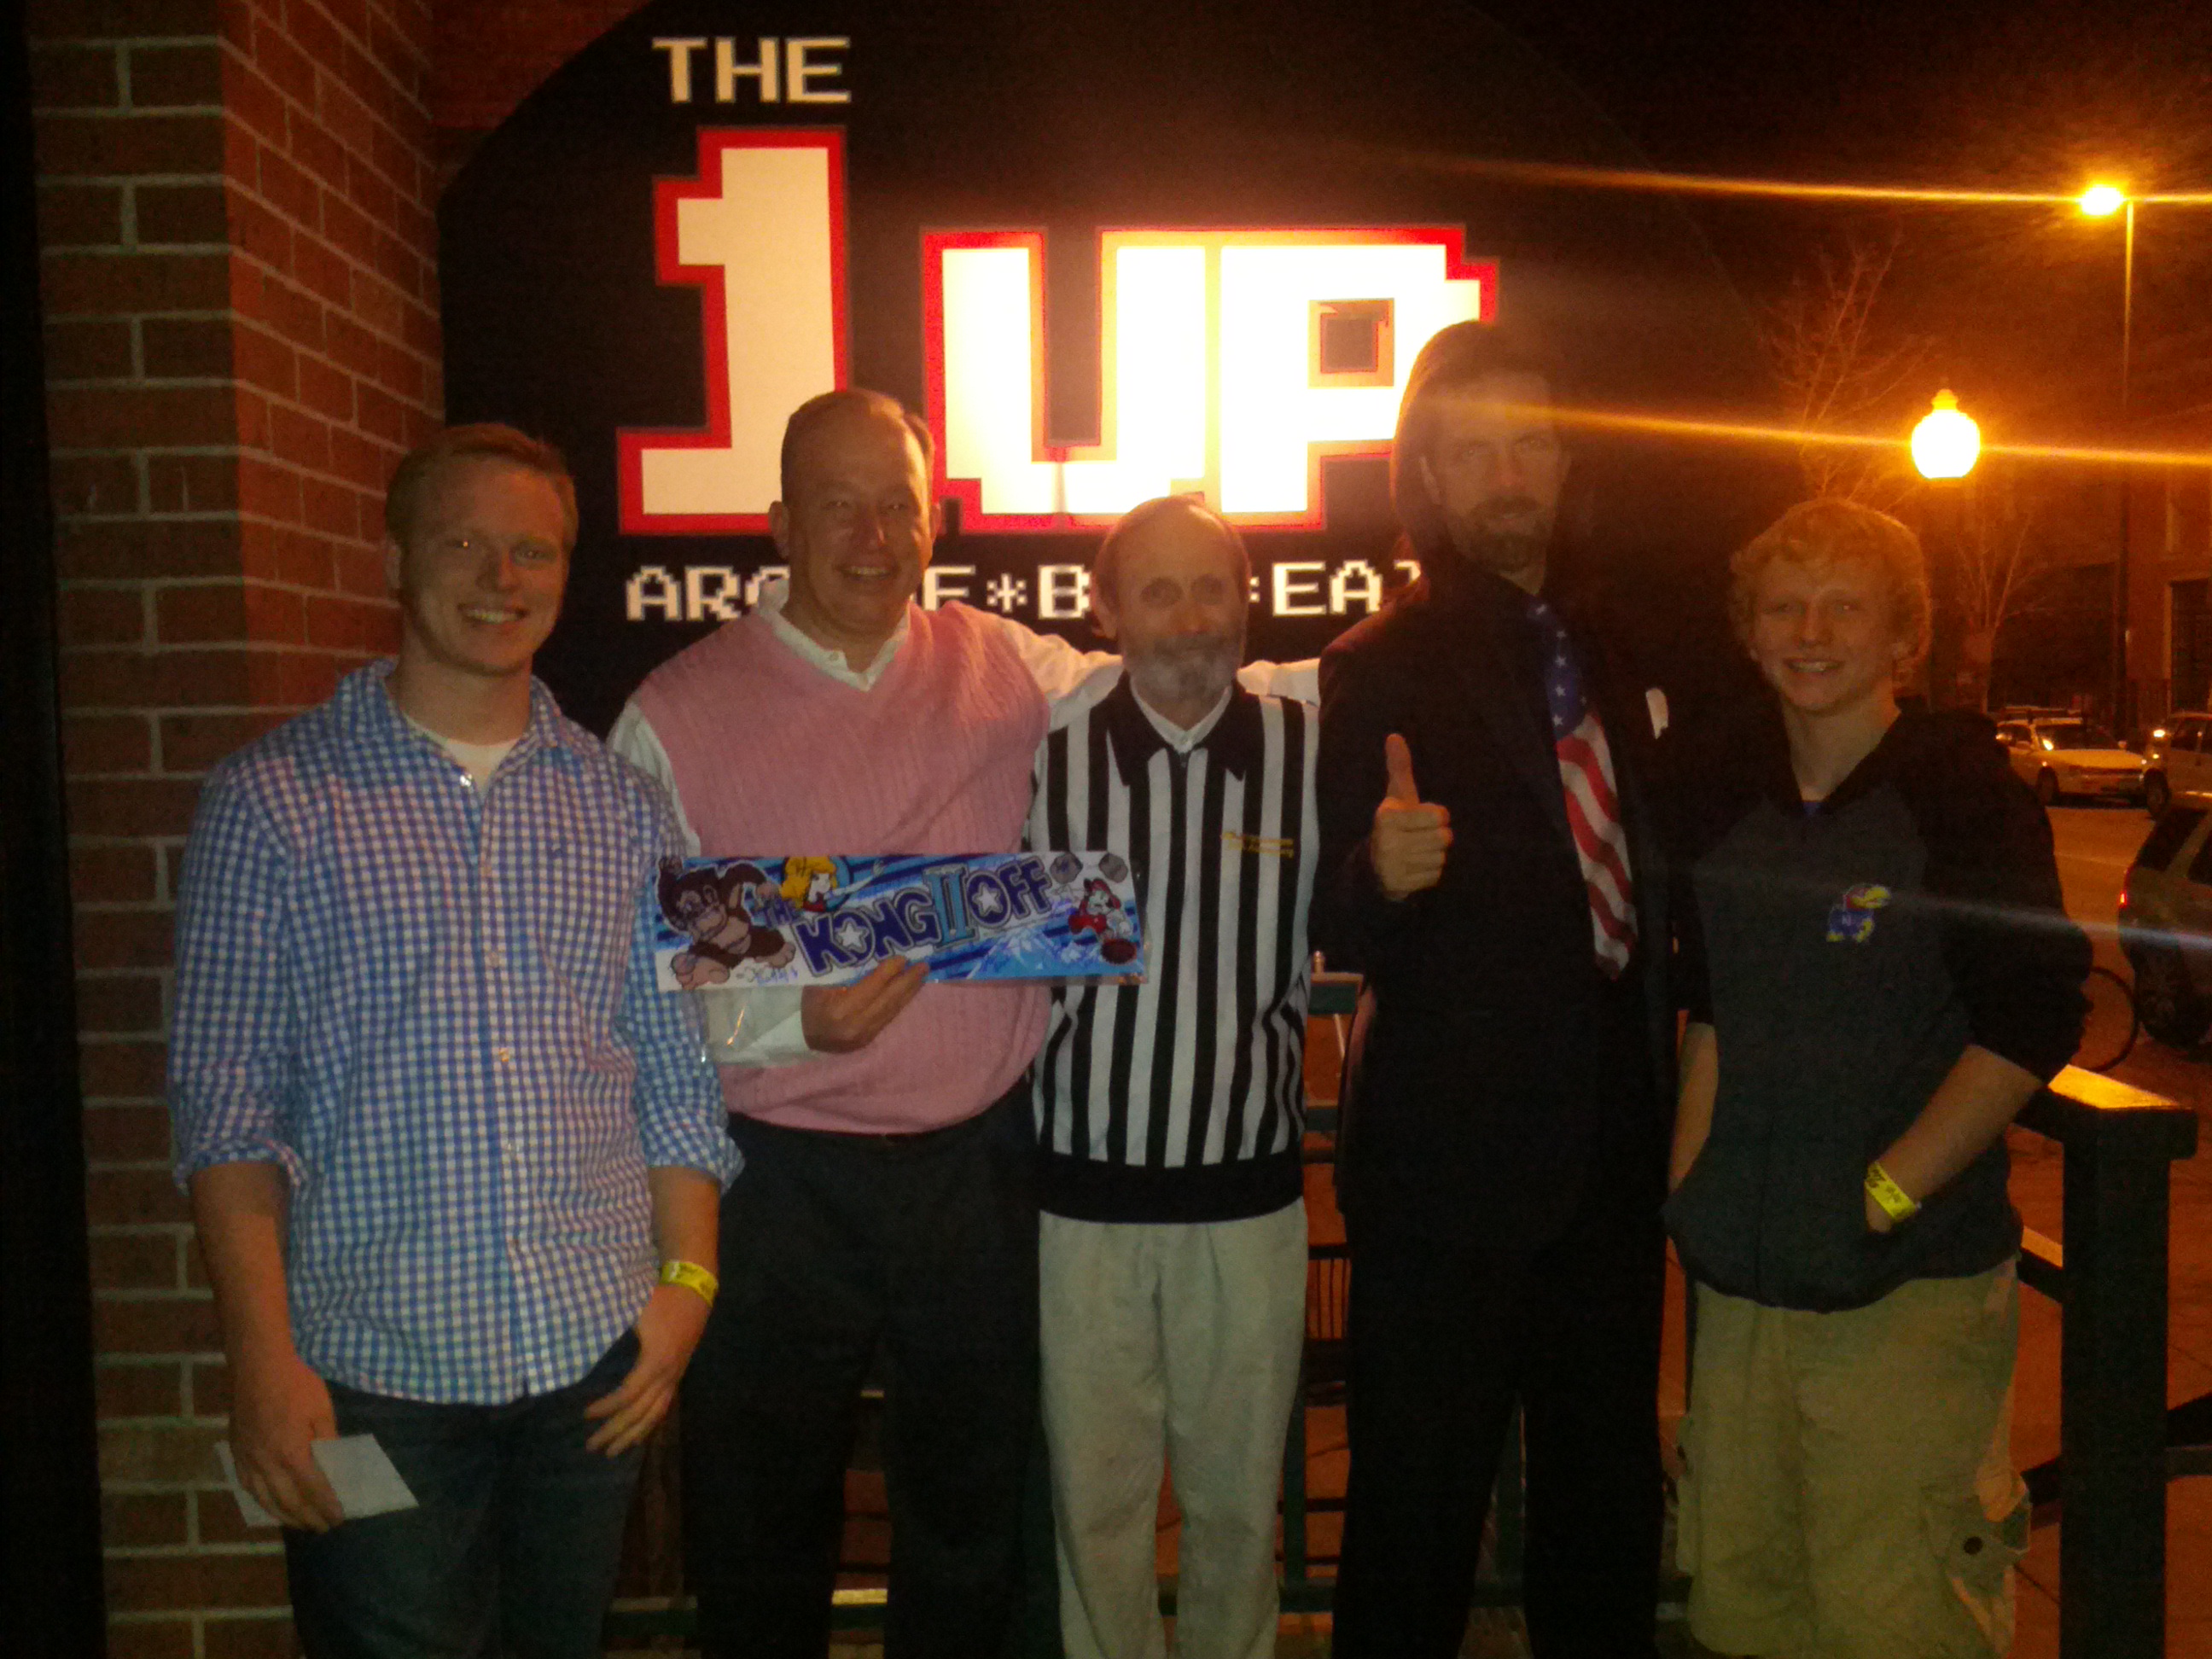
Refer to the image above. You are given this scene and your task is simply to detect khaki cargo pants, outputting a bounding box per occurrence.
[1678,1265,2028,1658]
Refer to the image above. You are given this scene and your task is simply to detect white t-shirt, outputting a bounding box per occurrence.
[404,714,519,789]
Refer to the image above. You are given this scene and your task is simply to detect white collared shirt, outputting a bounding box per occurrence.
[1132,684,1233,752]
[751,579,911,690]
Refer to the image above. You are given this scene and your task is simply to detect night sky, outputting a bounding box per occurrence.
[1470,0,2212,436]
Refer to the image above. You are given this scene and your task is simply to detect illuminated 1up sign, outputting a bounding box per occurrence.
[619,130,1495,534]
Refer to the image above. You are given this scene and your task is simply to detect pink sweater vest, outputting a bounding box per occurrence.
[632,603,1049,1133]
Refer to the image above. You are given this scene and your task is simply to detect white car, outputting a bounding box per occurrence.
[2118,800,2212,1046]
[2140,711,2212,817]
[1994,718,2148,807]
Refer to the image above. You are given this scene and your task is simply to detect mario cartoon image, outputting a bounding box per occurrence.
[1825,882,1892,945]
[780,855,841,915]
[1068,876,1139,966]
[658,860,797,988]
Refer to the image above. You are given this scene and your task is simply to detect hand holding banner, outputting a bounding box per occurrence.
[652,851,1144,990]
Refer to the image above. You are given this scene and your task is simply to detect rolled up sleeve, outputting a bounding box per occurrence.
[620,789,742,1186]
[167,766,307,1190]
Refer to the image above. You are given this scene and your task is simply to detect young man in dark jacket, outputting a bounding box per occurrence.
[1668,498,2089,1658]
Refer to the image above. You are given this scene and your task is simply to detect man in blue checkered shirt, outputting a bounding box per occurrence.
[168,425,738,1659]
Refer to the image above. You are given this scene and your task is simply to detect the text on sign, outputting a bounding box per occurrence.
[653,38,849,103]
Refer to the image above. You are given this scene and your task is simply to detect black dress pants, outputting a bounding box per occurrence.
[1331,1127,1668,1659]
[679,1087,1039,1659]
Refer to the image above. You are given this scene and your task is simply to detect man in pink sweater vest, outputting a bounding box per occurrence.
[611,390,1108,1659]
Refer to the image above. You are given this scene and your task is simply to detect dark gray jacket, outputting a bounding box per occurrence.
[1666,704,2088,1312]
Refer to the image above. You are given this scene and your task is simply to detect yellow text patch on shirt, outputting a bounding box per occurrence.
[1223,830,1297,859]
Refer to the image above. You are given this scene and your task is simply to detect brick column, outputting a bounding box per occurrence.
[30,0,437,1650]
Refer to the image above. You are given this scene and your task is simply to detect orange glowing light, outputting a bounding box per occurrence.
[2079,183,2128,217]
[1911,390,1980,480]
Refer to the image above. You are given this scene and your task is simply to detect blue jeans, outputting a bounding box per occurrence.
[284,1332,644,1659]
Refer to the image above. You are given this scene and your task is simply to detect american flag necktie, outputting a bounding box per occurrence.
[1528,597,1637,975]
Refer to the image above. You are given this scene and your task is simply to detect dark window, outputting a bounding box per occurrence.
[2174,580,2212,714]
[2185,825,2212,887]
[1309,300,1394,386]
[2137,806,2207,875]
[2174,721,2203,754]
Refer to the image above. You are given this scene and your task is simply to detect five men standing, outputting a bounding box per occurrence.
[170,335,2081,1658]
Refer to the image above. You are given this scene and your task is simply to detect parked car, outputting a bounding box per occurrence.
[2139,712,2212,817]
[1994,717,2147,806]
[2118,800,2212,1047]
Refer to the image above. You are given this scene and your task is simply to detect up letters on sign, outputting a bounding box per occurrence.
[616,128,1495,535]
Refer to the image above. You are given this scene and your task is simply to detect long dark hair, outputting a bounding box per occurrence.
[1388,320,1575,605]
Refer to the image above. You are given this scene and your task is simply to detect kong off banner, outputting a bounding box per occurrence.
[441,0,1795,734]
[651,851,1145,991]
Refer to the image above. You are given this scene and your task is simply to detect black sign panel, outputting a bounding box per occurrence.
[442,0,1790,732]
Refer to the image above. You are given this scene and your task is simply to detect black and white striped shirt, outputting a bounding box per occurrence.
[1027,676,1318,1223]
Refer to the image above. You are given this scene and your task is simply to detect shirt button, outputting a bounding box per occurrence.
[494,1047,514,1066]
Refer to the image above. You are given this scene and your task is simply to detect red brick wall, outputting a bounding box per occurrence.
[30,0,436,1648]
[433,0,645,139]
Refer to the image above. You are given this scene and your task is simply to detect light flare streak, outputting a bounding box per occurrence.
[1407,155,2211,208]
[1480,402,2212,471]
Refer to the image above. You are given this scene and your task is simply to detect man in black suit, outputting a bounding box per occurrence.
[1317,320,1674,1658]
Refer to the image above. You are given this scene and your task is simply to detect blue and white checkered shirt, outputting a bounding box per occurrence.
[169,662,738,1404]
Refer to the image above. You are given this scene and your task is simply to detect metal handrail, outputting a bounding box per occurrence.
[2010,1064,2197,1659]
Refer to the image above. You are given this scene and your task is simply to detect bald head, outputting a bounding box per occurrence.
[1091,495,1249,613]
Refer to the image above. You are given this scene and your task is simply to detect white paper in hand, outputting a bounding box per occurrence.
[213,1441,278,1528]
[215,1435,418,1528]
[310,1435,416,1517]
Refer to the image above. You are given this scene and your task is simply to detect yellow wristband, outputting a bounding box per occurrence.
[1865,1161,1920,1224]
[658,1259,719,1308]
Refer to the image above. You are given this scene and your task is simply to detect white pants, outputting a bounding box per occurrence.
[1039,1200,1310,1659]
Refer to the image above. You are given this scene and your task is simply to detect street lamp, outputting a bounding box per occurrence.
[1912,389,1980,480]
[1912,390,1979,705]
[2080,182,2136,730]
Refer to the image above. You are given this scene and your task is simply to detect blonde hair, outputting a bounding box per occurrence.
[384,424,576,552]
[781,856,837,901]
[1730,498,1930,671]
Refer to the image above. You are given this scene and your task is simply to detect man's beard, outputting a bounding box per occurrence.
[1442,495,1553,579]
[1127,629,1244,716]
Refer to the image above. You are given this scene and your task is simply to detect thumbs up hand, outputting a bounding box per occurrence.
[1371,732,1452,900]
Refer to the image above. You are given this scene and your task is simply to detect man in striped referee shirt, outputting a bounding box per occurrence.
[1027,495,1318,1659]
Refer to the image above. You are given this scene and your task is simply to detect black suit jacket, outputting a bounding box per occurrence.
[1314,562,1674,1247]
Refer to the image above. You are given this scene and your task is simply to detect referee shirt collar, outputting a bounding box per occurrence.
[1102,672,1265,781]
